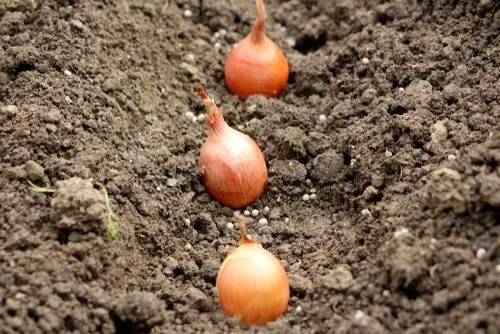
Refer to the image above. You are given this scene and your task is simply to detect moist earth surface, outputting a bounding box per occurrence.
[0,0,499,333]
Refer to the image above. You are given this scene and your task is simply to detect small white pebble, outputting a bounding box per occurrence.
[310,193,317,200]
[237,124,244,130]
[430,238,437,244]
[302,194,310,201]
[191,116,198,123]
[263,206,270,214]
[361,57,370,64]
[354,310,365,320]
[385,150,393,157]
[247,104,257,113]
[184,218,191,226]
[244,210,251,216]
[214,42,221,49]
[295,306,303,313]
[184,111,194,119]
[251,209,259,217]
[219,29,227,36]
[63,70,73,76]
[361,208,371,216]
[156,186,161,191]
[185,243,192,250]
[284,218,290,223]
[227,222,234,229]
[305,179,312,187]
[197,114,205,122]
[393,227,410,239]
[496,264,500,272]
[447,154,456,160]
[318,114,327,122]
[285,37,296,47]
[233,210,241,217]
[64,96,72,104]
[186,53,195,62]
[258,218,268,225]
[213,32,220,39]
[382,290,390,297]
[476,248,486,259]
[183,9,192,17]
[310,188,317,193]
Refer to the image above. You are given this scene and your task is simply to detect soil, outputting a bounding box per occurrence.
[1,0,499,333]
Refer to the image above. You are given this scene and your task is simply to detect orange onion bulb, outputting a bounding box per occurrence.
[216,215,289,326]
[198,87,267,209]
[224,0,289,100]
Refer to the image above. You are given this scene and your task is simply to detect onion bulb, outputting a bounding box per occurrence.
[216,215,289,326]
[224,0,289,100]
[198,87,267,209]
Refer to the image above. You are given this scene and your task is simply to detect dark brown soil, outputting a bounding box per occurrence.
[1,0,499,333]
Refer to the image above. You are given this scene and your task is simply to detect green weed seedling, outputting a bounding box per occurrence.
[27,179,119,238]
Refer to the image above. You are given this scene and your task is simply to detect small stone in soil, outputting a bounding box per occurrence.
[226,222,233,229]
[244,210,250,216]
[166,178,178,187]
[263,206,270,215]
[24,160,45,181]
[302,194,310,201]
[258,218,268,225]
[269,207,281,219]
[476,248,486,259]
[318,114,326,122]
[184,111,194,119]
[183,9,192,17]
[362,186,379,200]
[1,105,18,118]
[319,266,354,291]
[393,227,411,239]
[251,209,259,217]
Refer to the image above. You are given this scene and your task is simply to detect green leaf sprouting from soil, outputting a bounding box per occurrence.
[27,179,56,193]
[27,179,120,238]
[98,183,119,238]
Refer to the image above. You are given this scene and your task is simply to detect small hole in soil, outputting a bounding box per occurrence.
[342,151,351,165]
[8,62,35,76]
[388,104,408,115]
[399,284,420,300]
[56,229,71,244]
[294,31,327,55]
[233,15,241,23]
[64,316,75,330]
[375,12,394,25]
[27,308,39,321]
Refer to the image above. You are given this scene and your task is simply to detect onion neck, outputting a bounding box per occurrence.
[198,87,227,136]
[237,215,256,245]
[207,109,227,136]
[249,0,266,44]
